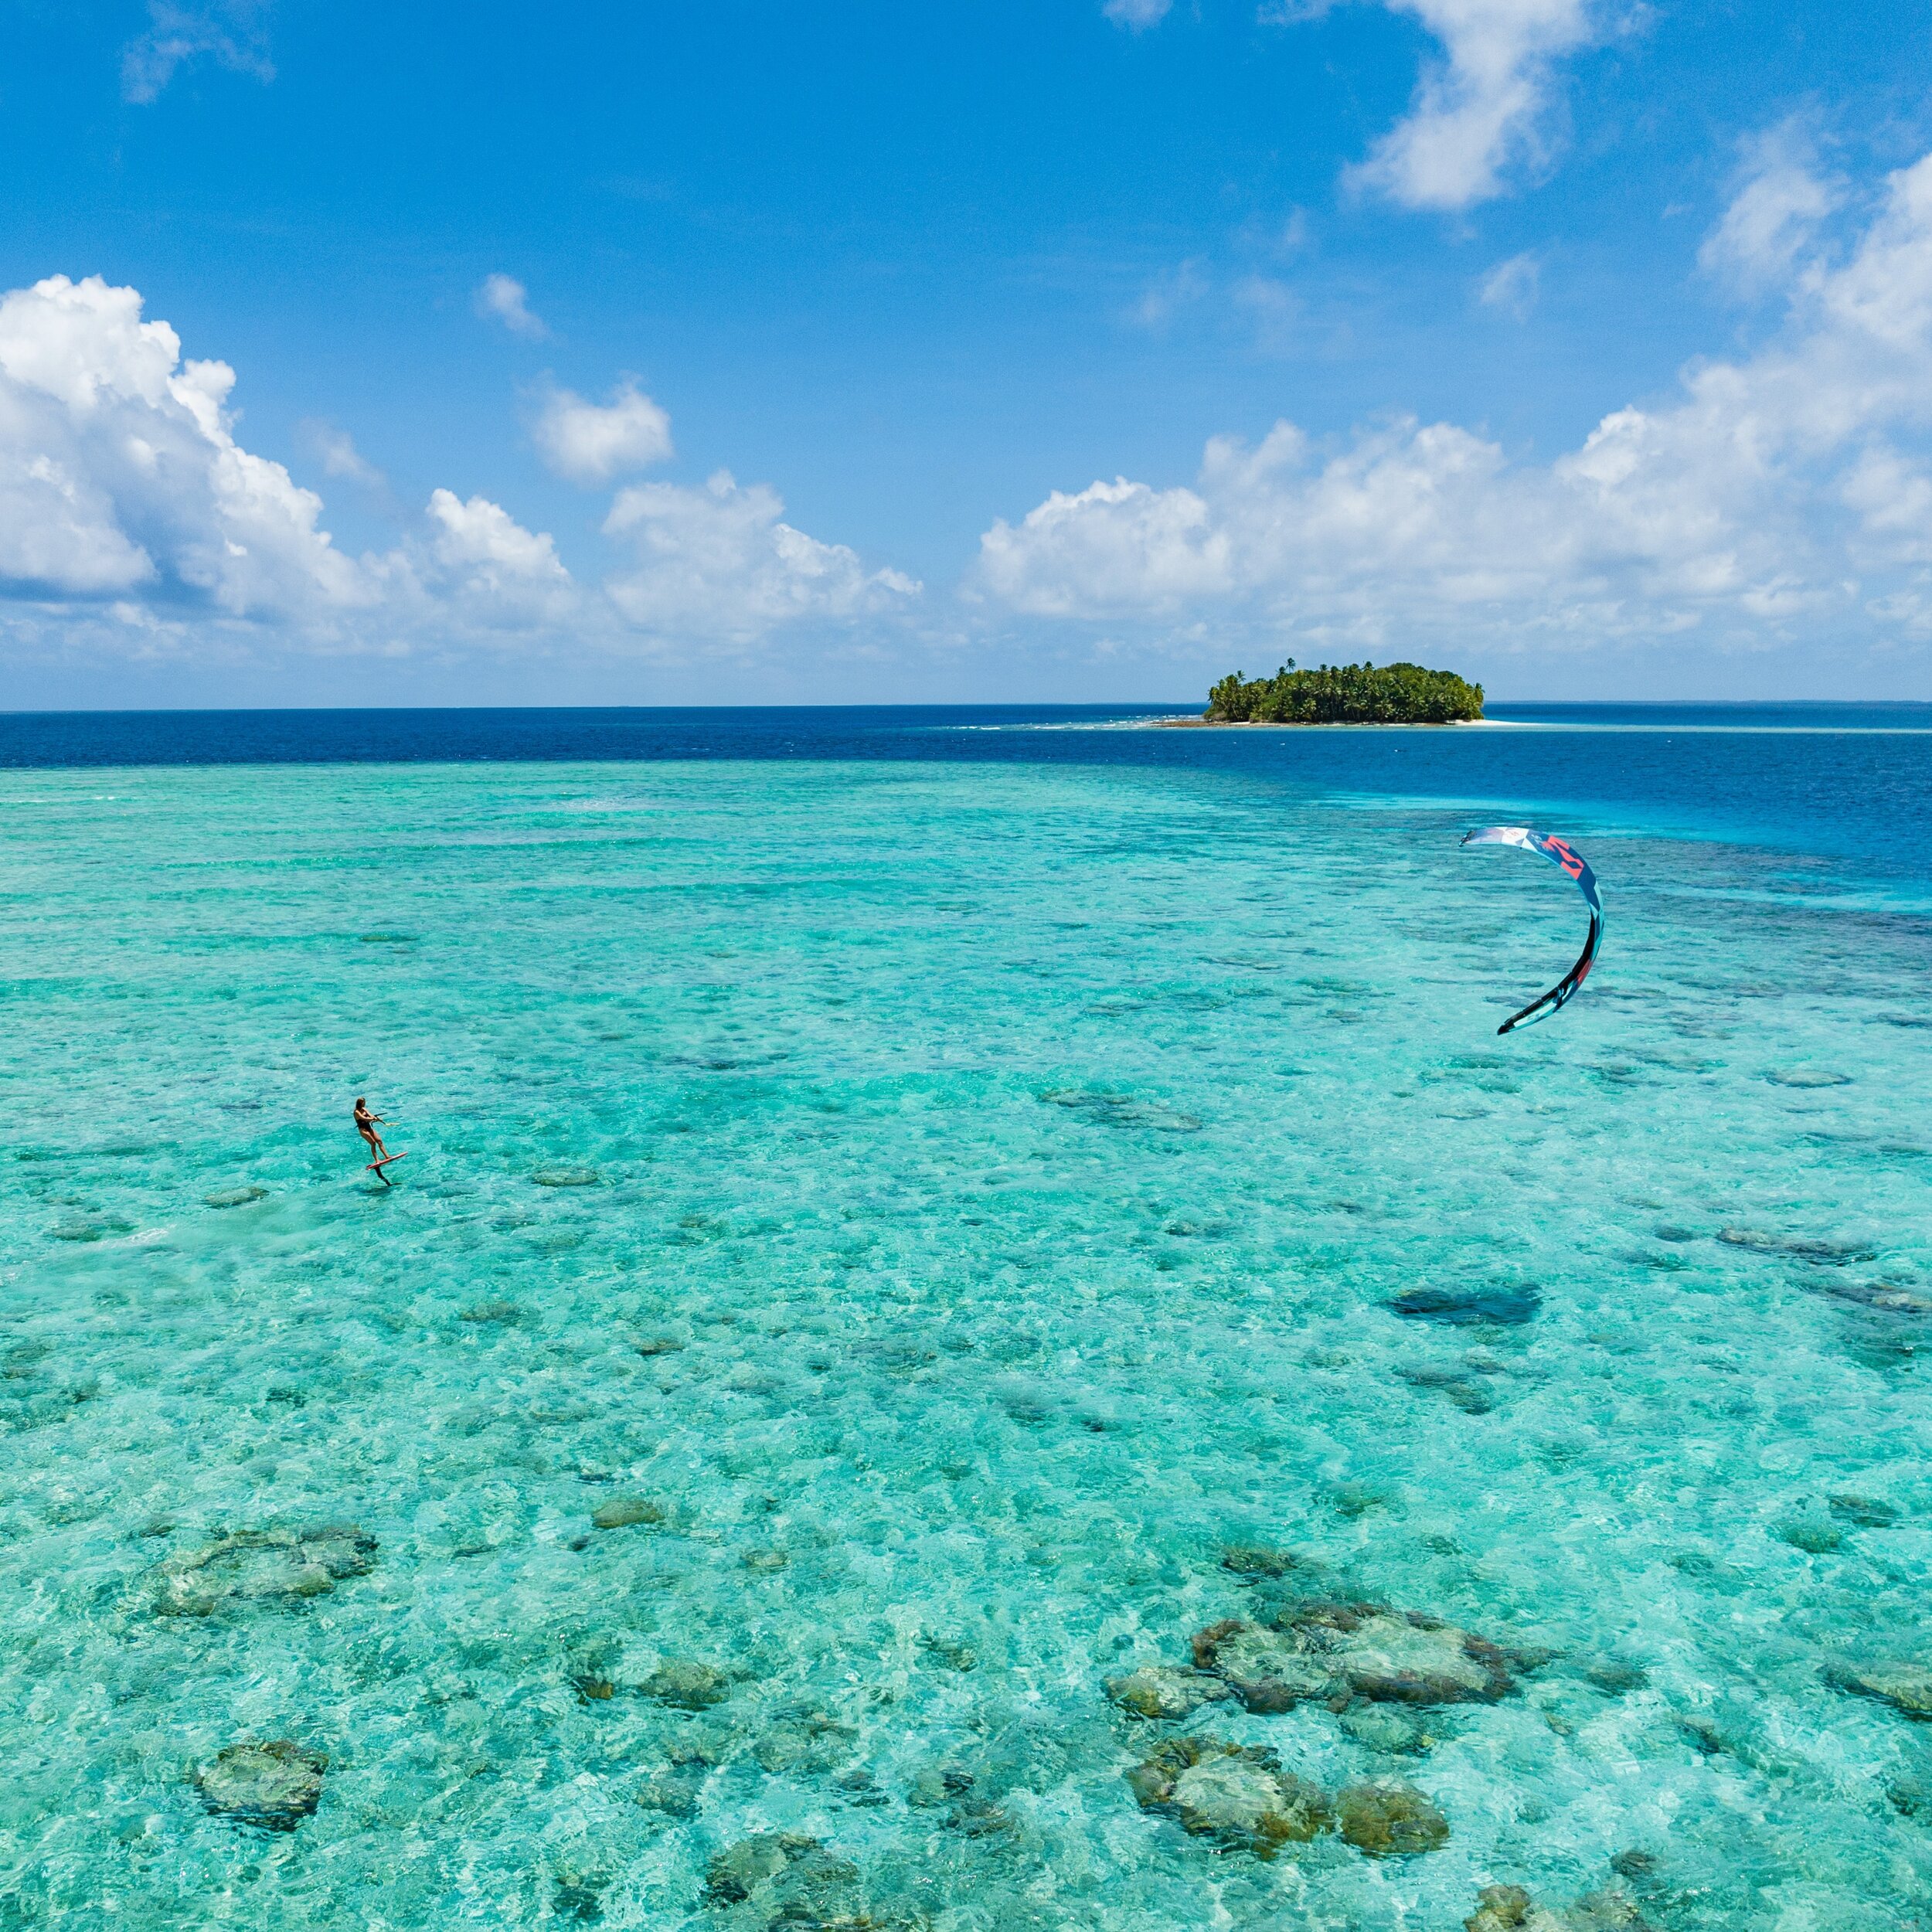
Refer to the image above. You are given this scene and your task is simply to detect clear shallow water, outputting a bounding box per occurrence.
[5,715,1932,1930]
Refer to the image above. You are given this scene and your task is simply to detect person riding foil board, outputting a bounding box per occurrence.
[355,1097,406,1182]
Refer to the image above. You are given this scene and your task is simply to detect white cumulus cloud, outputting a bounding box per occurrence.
[428,489,568,585]
[0,274,580,645]
[0,271,920,665]
[0,274,366,615]
[475,274,549,341]
[976,150,1932,656]
[532,378,674,486]
[604,470,920,642]
[419,488,574,624]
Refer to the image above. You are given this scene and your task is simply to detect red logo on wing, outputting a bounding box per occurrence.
[1542,835,1585,880]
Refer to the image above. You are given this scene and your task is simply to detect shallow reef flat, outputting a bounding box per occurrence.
[2,756,1931,1930]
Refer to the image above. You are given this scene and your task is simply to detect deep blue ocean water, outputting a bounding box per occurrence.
[6,702,1932,888]
[5,706,1931,1931]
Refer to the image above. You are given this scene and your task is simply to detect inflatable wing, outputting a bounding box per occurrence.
[1460,826,1604,1035]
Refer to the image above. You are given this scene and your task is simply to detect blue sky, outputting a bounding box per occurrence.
[3,0,1931,705]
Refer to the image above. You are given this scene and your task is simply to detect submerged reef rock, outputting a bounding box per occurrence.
[533,1165,601,1187]
[1821,1278,1932,1315]
[1335,1779,1451,1856]
[703,1834,860,1916]
[1716,1227,1873,1266]
[151,1526,376,1616]
[706,1834,811,1902]
[754,1711,855,1774]
[1335,1704,1445,1755]
[920,1634,978,1672]
[1041,1090,1202,1134]
[1777,1516,1843,1553]
[1126,1737,1331,1858]
[1829,1493,1901,1528]
[1106,1665,1235,1720]
[1467,1886,1569,1932]
[705,1833,817,1902]
[665,1046,791,1072]
[1400,1364,1499,1413]
[48,1216,132,1243]
[192,1740,327,1830]
[642,1659,730,1709]
[906,1767,975,1810]
[1192,1603,1517,1709]
[766,1920,903,1932]
[590,1496,665,1531]
[1889,1777,1932,1818]
[1391,1284,1542,1326]
[1189,1621,1335,1709]
[943,1794,1014,1838]
[1220,1544,1314,1581]
[1765,1067,1852,1088]
[204,1185,267,1208]
[1825,1661,1932,1718]
[834,1767,887,1808]
[461,1299,528,1326]
[553,1871,609,1922]
[634,1772,702,1818]
[1332,1482,1396,1519]
[1580,1657,1650,1695]
[1837,1316,1926,1372]
[1568,1893,1657,1931]
[1467,1886,1655,1931]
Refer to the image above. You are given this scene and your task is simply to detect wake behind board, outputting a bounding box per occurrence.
[367,1151,408,1172]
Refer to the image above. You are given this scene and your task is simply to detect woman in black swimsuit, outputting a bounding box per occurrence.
[354,1097,389,1165]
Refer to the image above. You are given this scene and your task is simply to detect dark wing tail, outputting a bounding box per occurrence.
[1461,825,1606,1033]
[1497,900,1604,1034]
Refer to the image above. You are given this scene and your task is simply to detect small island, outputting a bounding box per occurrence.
[1193,658,1484,725]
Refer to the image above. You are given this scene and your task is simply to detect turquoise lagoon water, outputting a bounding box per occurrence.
[5,713,1932,1930]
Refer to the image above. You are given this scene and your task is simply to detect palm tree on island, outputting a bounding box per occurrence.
[1202,658,1485,724]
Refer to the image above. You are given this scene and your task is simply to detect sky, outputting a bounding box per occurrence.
[3,0,1932,706]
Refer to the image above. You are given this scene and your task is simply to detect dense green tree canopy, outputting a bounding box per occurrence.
[1205,660,1484,724]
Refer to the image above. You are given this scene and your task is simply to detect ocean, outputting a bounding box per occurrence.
[4,704,1930,1930]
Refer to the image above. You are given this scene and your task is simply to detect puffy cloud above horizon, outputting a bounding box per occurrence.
[603,471,920,641]
[0,274,365,614]
[531,378,674,485]
[422,488,574,624]
[0,274,915,662]
[975,150,1932,654]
